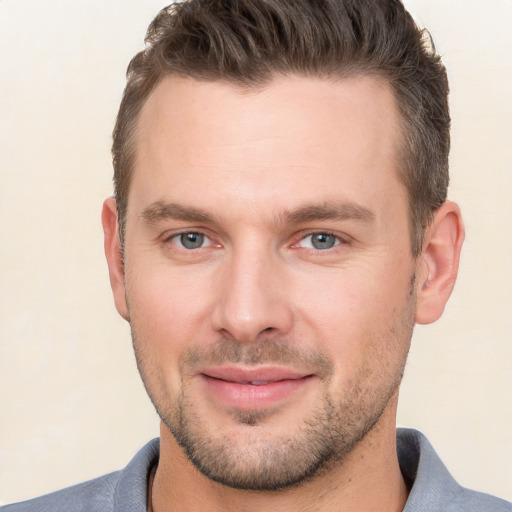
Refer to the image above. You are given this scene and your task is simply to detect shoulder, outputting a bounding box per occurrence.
[398,428,511,512]
[2,439,160,512]
[1,472,119,512]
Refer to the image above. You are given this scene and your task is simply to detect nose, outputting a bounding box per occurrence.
[211,247,294,343]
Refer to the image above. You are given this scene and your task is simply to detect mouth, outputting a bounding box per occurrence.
[199,366,314,410]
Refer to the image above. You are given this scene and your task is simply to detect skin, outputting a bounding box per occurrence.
[103,75,464,511]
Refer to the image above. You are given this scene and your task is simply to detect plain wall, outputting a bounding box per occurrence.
[1,0,511,504]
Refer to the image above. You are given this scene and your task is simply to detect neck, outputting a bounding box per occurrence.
[151,403,408,512]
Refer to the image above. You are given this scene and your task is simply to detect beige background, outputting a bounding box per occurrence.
[1,0,511,505]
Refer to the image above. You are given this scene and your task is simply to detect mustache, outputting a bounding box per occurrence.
[180,337,334,378]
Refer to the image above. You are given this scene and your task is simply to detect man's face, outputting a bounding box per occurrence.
[120,75,418,490]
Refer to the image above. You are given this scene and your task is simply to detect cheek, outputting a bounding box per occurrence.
[124,269,216,396]
[296,264,399,329]
[293,263,414,376]
[127,261,215,330]
[125,270,212,397]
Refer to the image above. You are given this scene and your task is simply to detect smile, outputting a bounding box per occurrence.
[199,367,314,410]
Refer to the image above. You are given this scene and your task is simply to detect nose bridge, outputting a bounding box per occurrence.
[212,240,293,342]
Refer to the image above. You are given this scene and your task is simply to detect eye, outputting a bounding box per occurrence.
[298,232,341,250]
[172,232,211,250]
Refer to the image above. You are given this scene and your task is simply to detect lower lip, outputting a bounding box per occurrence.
[201,375,312,410]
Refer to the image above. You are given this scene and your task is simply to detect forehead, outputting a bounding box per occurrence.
[129,74,405,223]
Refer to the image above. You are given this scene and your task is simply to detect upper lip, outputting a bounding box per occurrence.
[200,366,311,383]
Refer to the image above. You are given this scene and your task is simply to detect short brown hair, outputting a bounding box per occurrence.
[112,0,450,256]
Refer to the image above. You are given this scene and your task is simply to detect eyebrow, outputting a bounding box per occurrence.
[140,202,214,224]
[282,202,375,224]
[140,200,375,226]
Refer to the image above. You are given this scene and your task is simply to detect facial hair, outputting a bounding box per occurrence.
[130,281,416,491]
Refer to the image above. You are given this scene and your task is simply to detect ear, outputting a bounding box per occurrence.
[102,197,129,321]
[415,201,465,324]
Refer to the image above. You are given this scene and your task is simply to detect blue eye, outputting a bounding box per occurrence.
[299,233,340,250]
[177,232,206,249]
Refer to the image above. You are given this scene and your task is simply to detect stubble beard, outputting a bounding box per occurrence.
[130,284,416,492]
[162,377,393,491]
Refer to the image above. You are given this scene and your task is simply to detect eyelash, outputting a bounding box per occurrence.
[163,229,349,252]
[164,231,217,250]
[292,231,348,251]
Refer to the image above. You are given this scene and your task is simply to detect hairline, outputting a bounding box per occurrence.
[116,70,425,257]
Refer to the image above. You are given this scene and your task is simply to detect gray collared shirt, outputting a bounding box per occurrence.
[3,429,510,511]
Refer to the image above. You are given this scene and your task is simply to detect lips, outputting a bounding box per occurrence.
[202,366,307,383]
[199,366,313,410]
[239,380,274,385]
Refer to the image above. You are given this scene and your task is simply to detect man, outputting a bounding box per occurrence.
[4,0,510,510]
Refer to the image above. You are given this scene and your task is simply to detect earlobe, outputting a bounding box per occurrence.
[101,197,129,321]
[415,201,465,325]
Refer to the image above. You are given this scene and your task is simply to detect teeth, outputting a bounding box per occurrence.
[243,380,270,385]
